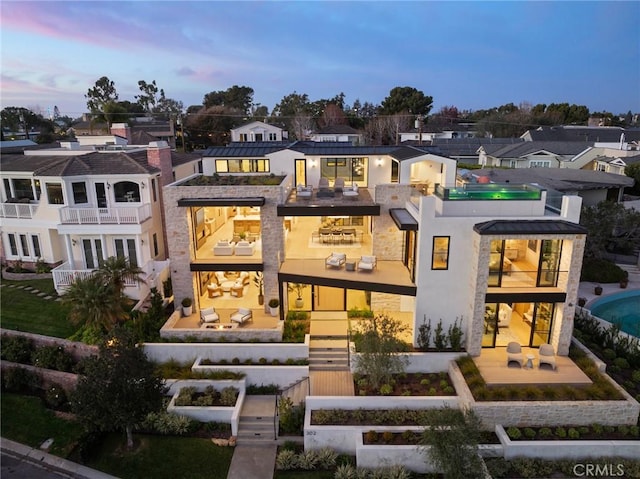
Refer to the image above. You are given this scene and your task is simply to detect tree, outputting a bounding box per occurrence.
[420,406,485,479]
[379,86,433,117]
[95,256,144,298]
[580,201,640,259]
[71,328,166,449]
[85,76,119,124]
[624,163,640,196]
[135,80,159,114]
[203,85,254,114]
[352,313,409,389]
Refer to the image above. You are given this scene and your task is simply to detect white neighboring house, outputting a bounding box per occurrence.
[309,125,363,144]
[230,121,288,142]
[0,139,200,301]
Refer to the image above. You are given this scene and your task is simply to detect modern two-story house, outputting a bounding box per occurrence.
[163,140,587,358]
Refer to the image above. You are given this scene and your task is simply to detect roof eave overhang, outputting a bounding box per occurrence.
[389,208,419,231]
[178,197,266,207]
[277,204,381,217]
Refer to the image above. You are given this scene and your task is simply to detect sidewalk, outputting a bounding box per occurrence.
[227,444,277,479]
[0,438,117,479]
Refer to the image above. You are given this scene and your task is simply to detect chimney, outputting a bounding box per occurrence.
[147,141,173,186]
[110,123,131,144]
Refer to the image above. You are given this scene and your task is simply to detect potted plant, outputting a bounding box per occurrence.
[253,272,264,305]
[620,272,629,289]
[577,297,587,307]
[287,283,308,309]
[268,298,280,317]
[594,285,603,296]
[181,297,193,317]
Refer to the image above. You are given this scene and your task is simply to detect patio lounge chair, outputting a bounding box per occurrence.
[296,184,313,198]
[230,308,252,325]
[357,255,377,271]
[200,307,220,324]
[506,341,523,367]
[343,183,359,199]
[325,252,346,269]
[538,343,557,370]
[334,177,345,192]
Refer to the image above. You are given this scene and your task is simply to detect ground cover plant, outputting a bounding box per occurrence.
[283,313,310,343]
[154,358,246,380]
[362,430,500,446]
[173,385,239,407]
[311,408,473,426]
[185,173,285,186]
[504,424,640,441]
[353,371,456,396]
[485,457,640,479]
[456,349,625,401]
[0,278,76,338]
[200,357,308,366]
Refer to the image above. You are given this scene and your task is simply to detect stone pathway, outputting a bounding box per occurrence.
[1,283,57,301]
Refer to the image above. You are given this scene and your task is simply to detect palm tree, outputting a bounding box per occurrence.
[63,275,124,333]
[95,256,144,297]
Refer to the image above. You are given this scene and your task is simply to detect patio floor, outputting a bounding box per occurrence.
[173,308,280,329]
[474,348,592,386]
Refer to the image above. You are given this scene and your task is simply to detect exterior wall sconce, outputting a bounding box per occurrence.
[310,160,317,168]
[141,182,145,189]
[376,158,384,167]
[141,239,145,245]
[71,238,77,246]
[106,183,111,189]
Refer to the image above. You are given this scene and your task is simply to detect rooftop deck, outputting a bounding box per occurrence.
[278,187,380,216]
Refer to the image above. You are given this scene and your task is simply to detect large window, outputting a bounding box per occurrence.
[11,179,35,200]
[72,182,88,204]
[115,238,138,267]
[320,157,368,185]
[431,236,450,270]
[45,183,64,205]
[7,234,18,256]
[113,181,141,203]
[215,159,270,173]
[5,233,42,259]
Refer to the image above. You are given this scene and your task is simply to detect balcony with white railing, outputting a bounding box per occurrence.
[0,202,39,219]
[59,204,152,225]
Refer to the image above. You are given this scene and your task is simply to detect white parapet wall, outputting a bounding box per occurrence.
[349,343,466,373]
[496,425,640,460]
[192,358,308,388]
[143,335,310,364]
[165,379,245,436]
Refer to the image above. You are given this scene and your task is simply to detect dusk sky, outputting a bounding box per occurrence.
[1,1,639,119]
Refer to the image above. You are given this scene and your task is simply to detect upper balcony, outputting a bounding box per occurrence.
[278,184,380,217]
[59,204,152,225]
[0,201,38,219]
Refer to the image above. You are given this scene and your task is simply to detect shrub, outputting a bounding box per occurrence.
[379,384,393,395]
[219,387,239,406]
[420,378,430,386]
[231,357,240,364]
[334,464,357,479]
[433,319,447,350]
[139,410,196,435]
[523,427,536,439]
[275,449,298,470]
[506,426,522,439]
[538,427,553,438]
[581,258,627,283]
[448,317,464,351]
[31,345,75,372]
[602,348,617,360]
[2,367,39,393]
[365,430,378,443]
[297,449,318,470]
[618,425,630,436]
[1,334,35,363]
[629,425,639,437]
[555,427,567,438]
[382,431,394,443]
[568,428,580,439]
[613,357,630,370]
[316,447,338,469]
[591,423,604,435]
[632,370,640,382]
[417,317,432,350]
[258,357,267,364]
[45,384,67,409]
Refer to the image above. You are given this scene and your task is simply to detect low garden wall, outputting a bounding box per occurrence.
[2,270,53,281]
[165,379,245,436]
[0,329,98,362]
[159,312,283,342]
[0,361,78,393]
[348,344,465,374]
[191,358,308,388]
[449,361,640,428]
[303,395,460,454]
[355,434,435,474]
[143,336,309,364]
[496,425,640,460]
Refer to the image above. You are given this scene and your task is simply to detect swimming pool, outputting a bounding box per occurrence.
[589,289,640,337]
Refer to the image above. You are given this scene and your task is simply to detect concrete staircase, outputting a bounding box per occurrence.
[280,377,309,405]
[236,396,277,444]
[308,338,350,371]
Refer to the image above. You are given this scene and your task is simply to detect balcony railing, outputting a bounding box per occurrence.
[0,202,39,219]
[59,204,152,225]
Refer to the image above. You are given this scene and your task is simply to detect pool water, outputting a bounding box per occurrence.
[590,290,640,337]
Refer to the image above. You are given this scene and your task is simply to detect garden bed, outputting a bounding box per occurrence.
[504,424,640,441]
[361,430,500,445]
[354,372,456,396]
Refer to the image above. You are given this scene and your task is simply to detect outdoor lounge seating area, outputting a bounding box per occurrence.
[506,341,524,367]
[538,343,557,370]
[325,252,347,269]
[230,308,253,325]
[200,307,220,324]
[357,255,377,271]
[296,184,313,198]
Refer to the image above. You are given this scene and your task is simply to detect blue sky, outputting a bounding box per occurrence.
[1,1,639,119]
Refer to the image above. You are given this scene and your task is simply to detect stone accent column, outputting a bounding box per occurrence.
[371,184,413,260]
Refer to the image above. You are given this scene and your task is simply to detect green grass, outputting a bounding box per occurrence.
[0,278,77,338]
[86,433,235,479]
[0,393,84,457]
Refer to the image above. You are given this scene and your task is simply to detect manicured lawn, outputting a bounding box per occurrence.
[86,433,235,479]
[0,393,84,457]
[0,278,77,338]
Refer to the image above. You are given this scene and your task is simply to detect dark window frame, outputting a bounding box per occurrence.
[431,236,450,270]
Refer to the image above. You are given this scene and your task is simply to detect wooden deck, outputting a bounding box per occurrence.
[474,348,592,386]
[310,371,355,396]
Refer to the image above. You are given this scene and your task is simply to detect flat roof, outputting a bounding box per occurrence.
[178,197,266,207]
[474,219,587,235]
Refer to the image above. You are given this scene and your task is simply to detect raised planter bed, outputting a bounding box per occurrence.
[354,372,456,396]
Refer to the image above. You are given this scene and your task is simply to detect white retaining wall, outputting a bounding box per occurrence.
[143,335,309,364]
[165,379,245,436]
[192,358,308,388]
[355,435,435,474]
[496,425,640,460]
[349,344,465,373]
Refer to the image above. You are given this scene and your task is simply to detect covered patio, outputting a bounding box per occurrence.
[473,347,592,386]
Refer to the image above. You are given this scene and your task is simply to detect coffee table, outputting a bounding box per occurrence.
[345,261,356,272]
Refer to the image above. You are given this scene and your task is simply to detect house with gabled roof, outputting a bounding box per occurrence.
[230,121,288,143]
[478,141,594,169]
[309,125,363,144]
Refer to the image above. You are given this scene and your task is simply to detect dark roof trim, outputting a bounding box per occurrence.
[278,271,416,296]
[485,292,567,303]
[190,262,263,272]
[178,197,265,207]
[389,208,419,231]
[473,220,587,235]
[277,204,380,217]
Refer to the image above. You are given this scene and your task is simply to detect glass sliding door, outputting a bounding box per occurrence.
[295,159,307,186]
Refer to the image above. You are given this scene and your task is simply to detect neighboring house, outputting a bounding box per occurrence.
[464,167,634,207]
[164,140,585,358]
[592,153,640,176]
[230,121,288,143]
[478,141,593,169]
[410,138,525,165]
[309,125,363,144]
[0,137,201,300]
[521,125,640,146]
[399,122,477,143]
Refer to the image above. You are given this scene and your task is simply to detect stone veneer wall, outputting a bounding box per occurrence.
[370,291,401,311]
[162,179,287,313]
[159,312,283,342]
[449,361,640,428]
[467,234,586,357]
[371,184,414,261]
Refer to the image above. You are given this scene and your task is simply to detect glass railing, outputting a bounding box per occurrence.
[435,183,543,201]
